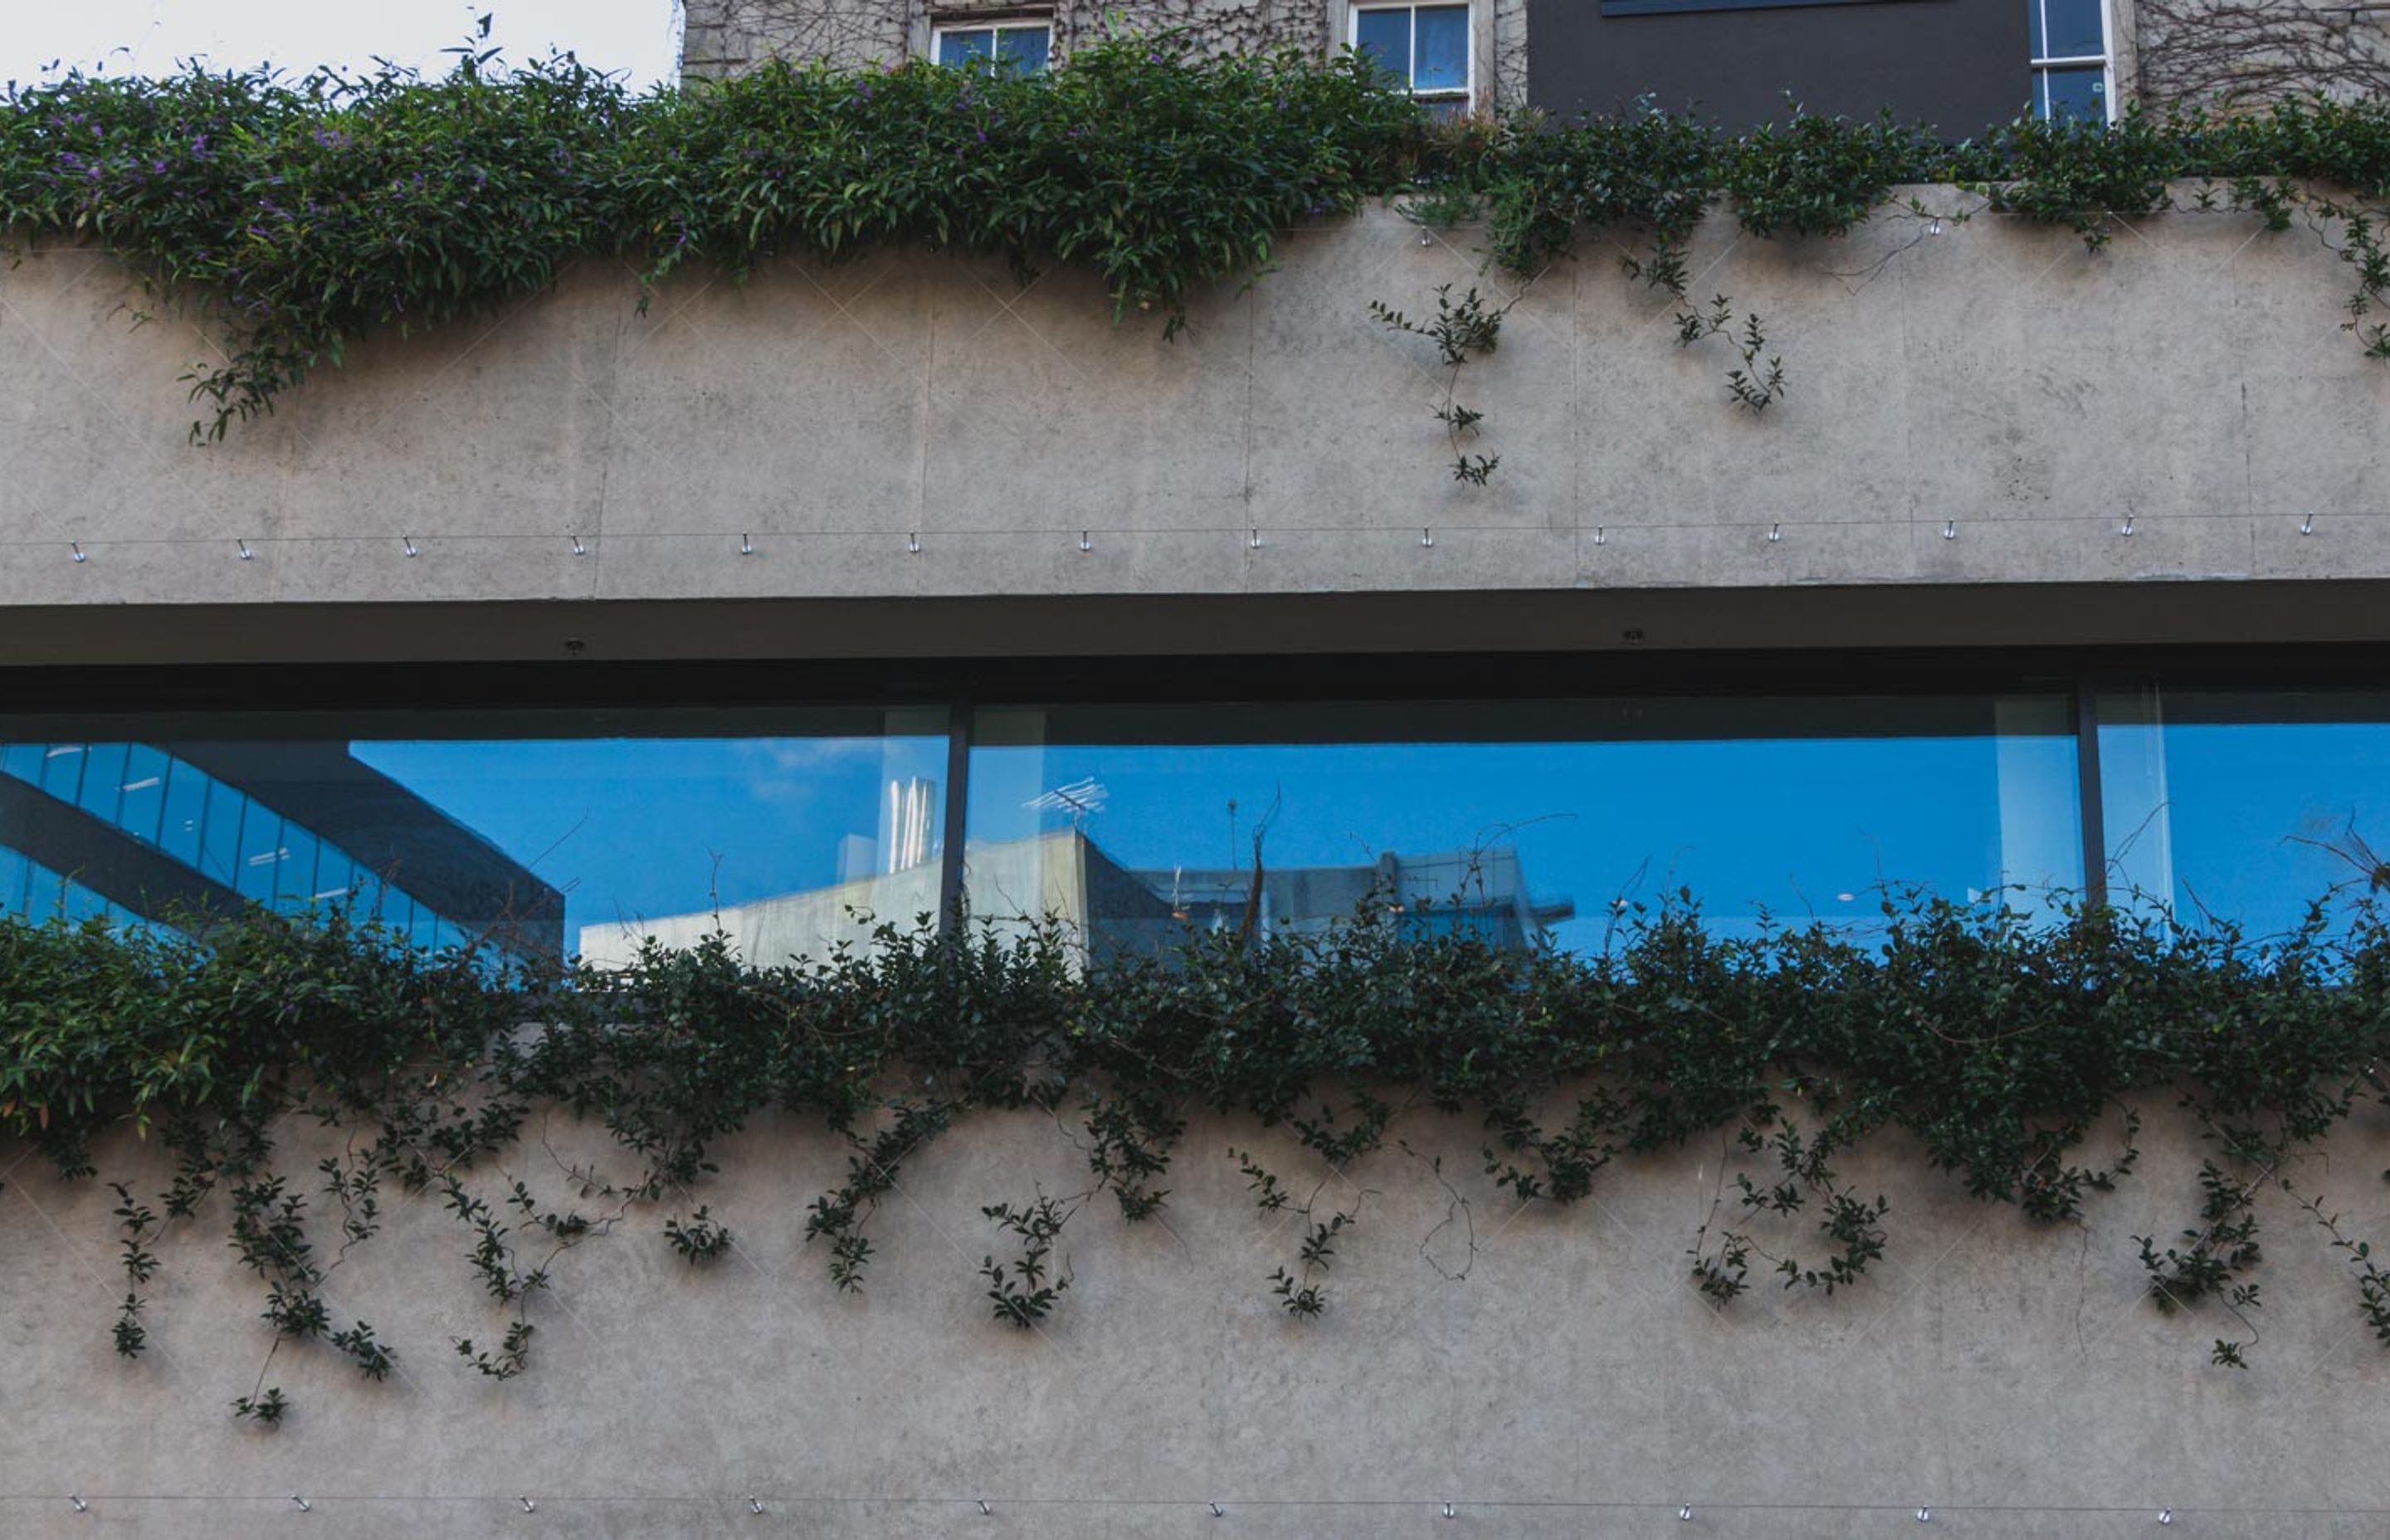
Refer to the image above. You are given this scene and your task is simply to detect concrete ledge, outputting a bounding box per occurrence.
[2,198,2386,646]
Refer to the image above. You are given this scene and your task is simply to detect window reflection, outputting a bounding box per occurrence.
[0,709,949,967]
[964,697,2082,955]
[2099,687,2390,937]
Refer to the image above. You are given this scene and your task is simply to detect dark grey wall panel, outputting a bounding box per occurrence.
[1525,0,2031,134]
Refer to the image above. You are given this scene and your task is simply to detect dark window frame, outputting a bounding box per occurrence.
[1597,0,1949,18]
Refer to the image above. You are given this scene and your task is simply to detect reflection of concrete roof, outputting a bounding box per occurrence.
[578,829,1149,967]
[578,829,1568,968]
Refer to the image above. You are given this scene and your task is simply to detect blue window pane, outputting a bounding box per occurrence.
[116,746,171,846]
[0,743,41,784]
[0,713,950,968]
[2100,689,2390,938]
[38,743,85,802]
[2039,66,2105,122]
[1413,5,1470,93]
[996,26,1050,71]
[310,848,355,911]
[2036,0,2104,59]
[0,846,27,916]
[198,782,246,888]
[966,698,2081,958]
[937,28,993,66]
[237,808,288,904]
[25,860,66,921]
[157,759,207,867]
[1354,9,1411,86]
[271,826,320,908]
[62,877,108,926]
[76,743,129,823]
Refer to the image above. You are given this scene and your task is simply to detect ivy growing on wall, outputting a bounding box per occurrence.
[3,40,2389,440]
[7,879,2390,1424]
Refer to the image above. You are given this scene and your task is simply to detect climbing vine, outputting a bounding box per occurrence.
[7,874,2390,1423]
[4,44,2390,441]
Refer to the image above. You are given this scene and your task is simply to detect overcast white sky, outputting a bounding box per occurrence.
[2,2,683,93]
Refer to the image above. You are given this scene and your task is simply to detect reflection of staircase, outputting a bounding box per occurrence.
[0,741,563,961]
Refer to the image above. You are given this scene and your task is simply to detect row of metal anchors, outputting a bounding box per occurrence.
[54,1496,2182,1523]
[52,513,2344,562]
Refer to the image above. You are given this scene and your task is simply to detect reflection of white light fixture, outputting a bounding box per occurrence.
[120,777,162,793]
[44,746,84,758]
[246,847,292,867]
[880,778,937,874]
[1836,892,1856,903]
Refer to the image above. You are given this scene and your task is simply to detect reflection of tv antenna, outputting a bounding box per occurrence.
[1024,777,1109,828]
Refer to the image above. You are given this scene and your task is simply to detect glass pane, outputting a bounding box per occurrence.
[2099,687,2390,938]
[0,846,27,916]
[199,780,246,888]
[1413,6,1470,94]
[937,28,994,66]
[0,710,949,963]
[309,847,356,910]
[2037,0,2104,59]
[1354,8,1412,89]
[62,875,108,926]
[965,698,2081,958]
[346,722,947,966]
[996,25,1050,71]
[274,826,324,909]
[38,743,85,802]
[116,746,172,846]
[156,759,207,866]
[2039,66,2105,123]
[76,743,129,822]
[236,807,288,904]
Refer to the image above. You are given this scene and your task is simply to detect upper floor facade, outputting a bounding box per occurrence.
[682,0,2390,131]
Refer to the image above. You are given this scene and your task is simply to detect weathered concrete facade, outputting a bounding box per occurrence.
[6,1095,2390,1538]
[7,118,2390,1540]
[2,199,2388,666]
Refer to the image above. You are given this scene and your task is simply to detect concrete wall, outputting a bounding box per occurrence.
[4,1094,2387,1537]
[2,197,2388,665]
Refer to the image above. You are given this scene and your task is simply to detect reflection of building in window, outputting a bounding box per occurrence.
[2030,0,2110,119]
[933,17,1052,70]
[1352,3,1473,115]
[578,828,1568,966]
[0,741,563,963]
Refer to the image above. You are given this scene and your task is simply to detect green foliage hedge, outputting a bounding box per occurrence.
[5,41,2390,438]
[5,890,2390,1411]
